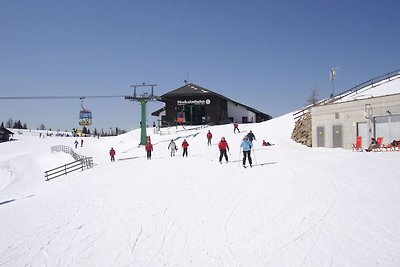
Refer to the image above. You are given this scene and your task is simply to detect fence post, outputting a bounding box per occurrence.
[65,164,67,176]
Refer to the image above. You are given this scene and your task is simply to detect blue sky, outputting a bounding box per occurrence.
[1,0,399,131]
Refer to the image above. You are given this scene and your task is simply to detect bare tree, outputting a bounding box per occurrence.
[306,88,320,106]
[6,118,14,128]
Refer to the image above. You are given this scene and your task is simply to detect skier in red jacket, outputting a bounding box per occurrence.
[109,147,116,162]
[218,137,230,163]
[181,139,189,157]
[206,130,212,146]
[233,122,240,133]
[145,141,153,160]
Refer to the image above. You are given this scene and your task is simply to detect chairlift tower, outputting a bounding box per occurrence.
[125,83,160,145]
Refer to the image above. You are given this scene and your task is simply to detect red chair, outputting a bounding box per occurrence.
[371,137,383,152]
[352,136,363,152]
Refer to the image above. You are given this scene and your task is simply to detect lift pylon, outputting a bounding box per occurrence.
[124,83,160,145]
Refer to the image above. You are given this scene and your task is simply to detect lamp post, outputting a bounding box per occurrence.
[330,67,339,98]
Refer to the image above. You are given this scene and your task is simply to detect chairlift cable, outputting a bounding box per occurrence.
[0,95,126,100]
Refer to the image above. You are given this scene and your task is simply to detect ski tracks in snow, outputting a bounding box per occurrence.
[224,201,242,265]
[264,159,339,264]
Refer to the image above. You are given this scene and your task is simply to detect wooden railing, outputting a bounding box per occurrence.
[45,157,93,181]
[45,145,94,181]
[155,124,209,135]
[50,145,86,161]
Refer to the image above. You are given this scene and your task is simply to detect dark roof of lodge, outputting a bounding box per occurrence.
[0,127,14,135]
[160,83,272,119]
[151,107,165,117]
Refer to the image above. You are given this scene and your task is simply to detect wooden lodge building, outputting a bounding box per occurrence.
[0,127,14,142]
[152,83,272,126]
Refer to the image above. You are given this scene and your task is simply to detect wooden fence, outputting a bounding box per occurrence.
[45,145,94,181]
[45,157,93,181]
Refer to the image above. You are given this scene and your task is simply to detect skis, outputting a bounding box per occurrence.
[243,162,278,168]
[219,160,241,164]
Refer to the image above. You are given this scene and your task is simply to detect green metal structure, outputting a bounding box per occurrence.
[125,83,159,146]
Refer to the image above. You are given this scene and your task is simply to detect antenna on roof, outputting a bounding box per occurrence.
[184,72,189,84]
[330,67,339,98]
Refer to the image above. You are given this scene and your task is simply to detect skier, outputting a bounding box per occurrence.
[182,139,189,157]
[218,137,230,163]
[240,136,253,168]
[207,130,212,146]
[168,139,177,157]
[247,130,256,143]
[233,122,240,133]
[109,147,116,162]
[145,141,153,160]
[80,139,84,147]
[74,140,79,149]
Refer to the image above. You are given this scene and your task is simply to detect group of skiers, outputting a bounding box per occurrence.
[166,138,189,158]
[74,139,84,148]
[108,124,272,168]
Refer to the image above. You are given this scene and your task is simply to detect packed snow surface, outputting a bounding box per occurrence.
[1,113,400,266]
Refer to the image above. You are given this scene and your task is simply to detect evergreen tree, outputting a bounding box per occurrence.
[82,126,88,134]
[1,122,4,128]
[13,120,23,129]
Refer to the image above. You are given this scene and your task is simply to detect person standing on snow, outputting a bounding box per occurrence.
[207,130,212,146]
[240,136,253,168]
[181,139,189,157]
[247,130,256,143]
[168,139,177,157]
[218,137,230,163]
[145,141,153,160]
[109,147,116,162]
[74,140,79,149]
[233,122,240,133]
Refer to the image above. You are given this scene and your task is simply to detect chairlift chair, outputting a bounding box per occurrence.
[79,98,92,126]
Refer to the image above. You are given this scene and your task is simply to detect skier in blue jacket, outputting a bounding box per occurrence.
[240,136,253,167]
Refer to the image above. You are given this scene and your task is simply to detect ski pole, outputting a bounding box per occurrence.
[238,149,242,167]
[252,147,257,165]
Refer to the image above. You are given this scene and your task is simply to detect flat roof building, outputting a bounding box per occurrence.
[310,70,400,149]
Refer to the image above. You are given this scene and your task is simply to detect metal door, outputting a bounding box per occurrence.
[332,125,343,148]
[317,126,325,147]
